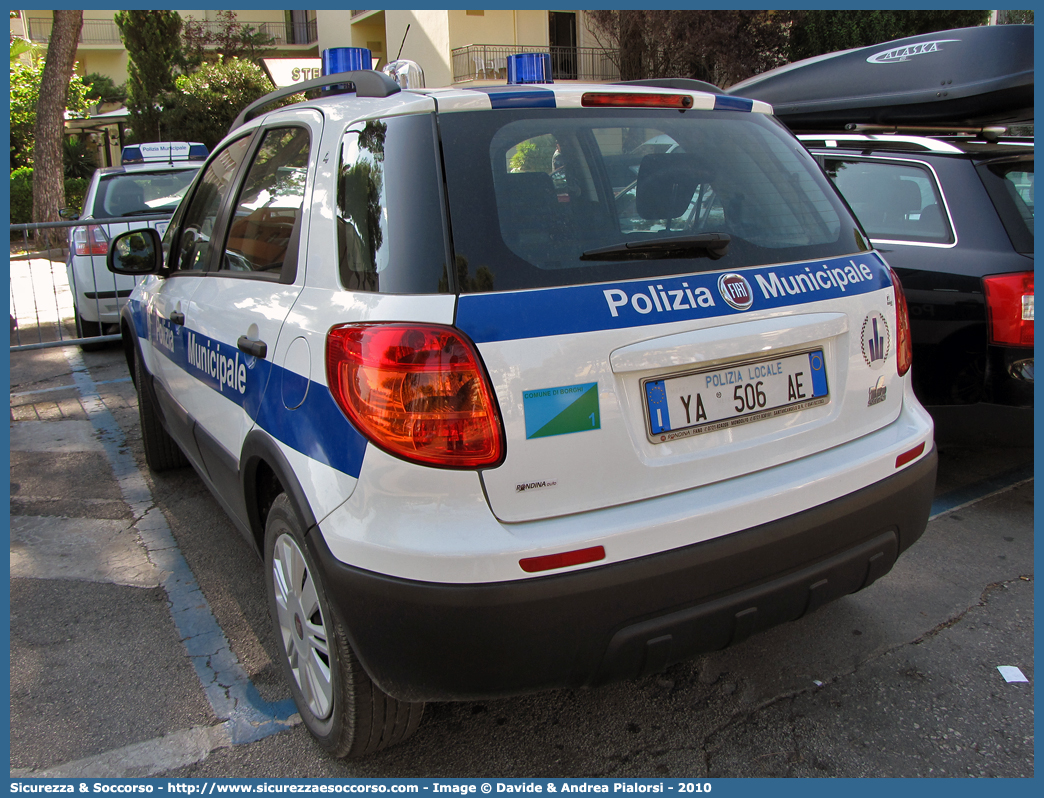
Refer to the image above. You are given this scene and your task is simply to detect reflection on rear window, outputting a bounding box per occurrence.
[93,169,198,218]
[441,109,860,293]
[996,164,1034,227]
[824,159,954,245]
[978,159,1034,254]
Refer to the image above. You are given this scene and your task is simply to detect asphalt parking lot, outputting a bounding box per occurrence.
[8,342,1034,779]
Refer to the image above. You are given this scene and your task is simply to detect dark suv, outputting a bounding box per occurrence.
[726,25,1034,442]
[800,133,1033,434]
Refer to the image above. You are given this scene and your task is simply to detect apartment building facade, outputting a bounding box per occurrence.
[11,9,613,90]
[12,10,319,84]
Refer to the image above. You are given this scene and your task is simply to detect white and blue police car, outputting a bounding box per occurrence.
[107,51,936,757]
[65,141,207,347]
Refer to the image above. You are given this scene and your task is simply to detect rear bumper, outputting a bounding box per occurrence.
[309,447,937,702]
[68,258,135,324]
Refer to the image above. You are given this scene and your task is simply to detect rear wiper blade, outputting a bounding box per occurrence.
[122,208,171,217]
[581,233,730,261]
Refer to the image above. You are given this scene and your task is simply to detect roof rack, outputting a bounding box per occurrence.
[843,123,1009,142]
[230,69,401,134]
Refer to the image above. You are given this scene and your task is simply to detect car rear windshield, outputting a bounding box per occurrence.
[977,158,1034,254]
[438,108,866,293]
[91,168,199,219]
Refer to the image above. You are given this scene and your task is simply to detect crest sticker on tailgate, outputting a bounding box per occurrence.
[523,383,600,439]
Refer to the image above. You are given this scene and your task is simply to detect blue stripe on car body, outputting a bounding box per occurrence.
[468,86,558,109]
[128,298,368,479]
[456,252,892,344]
[126,251,888,476]
[713,95,755,112]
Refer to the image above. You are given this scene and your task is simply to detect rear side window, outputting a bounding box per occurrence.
[823,158,954,245]
[440,108,861,293]
[977,158,1033,254]
[336,114,449,294]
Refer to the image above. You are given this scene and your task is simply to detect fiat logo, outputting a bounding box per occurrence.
[718,273,753,311]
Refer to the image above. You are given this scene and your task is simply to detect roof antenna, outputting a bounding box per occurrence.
[396,24,410,61]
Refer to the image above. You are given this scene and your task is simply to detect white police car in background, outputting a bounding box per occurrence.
[107,52,936,757]
[64,141,206,347]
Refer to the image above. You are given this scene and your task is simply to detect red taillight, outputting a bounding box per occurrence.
[890,268,913,377]
[983,272,1034,346]
[326,324,504,468]
[581,92,694,109]
[73,225,109,256]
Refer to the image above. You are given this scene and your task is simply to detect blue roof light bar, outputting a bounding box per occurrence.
[322,47,373,94]
[507,53,553,85]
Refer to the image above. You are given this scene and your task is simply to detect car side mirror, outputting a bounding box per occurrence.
[58,207,80,220]
[107,228,164,275]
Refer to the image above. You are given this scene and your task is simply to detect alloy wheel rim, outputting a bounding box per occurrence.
[272,533,334,720]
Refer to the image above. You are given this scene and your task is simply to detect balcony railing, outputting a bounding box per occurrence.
[452,44,621,84]
[182,18,319,46]
[26,18,122,46]
[24,16,319,48]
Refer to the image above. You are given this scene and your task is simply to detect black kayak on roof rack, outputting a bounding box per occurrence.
[726,25,1033,130]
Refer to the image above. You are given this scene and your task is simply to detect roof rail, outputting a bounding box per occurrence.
[229,69,401,134]
[796,134,967,154]
[613,78,723,95]
[844,123,1009,142]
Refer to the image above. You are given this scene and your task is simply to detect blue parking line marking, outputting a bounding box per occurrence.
[929,463,1034,520]
[64,348,298,744]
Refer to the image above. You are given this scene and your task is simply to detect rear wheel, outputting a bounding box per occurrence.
[264,493,424,757]
[75,310,107,352]
[134,351,188,470]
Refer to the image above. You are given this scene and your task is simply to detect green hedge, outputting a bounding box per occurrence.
[10,167,33,225]
[10,168,89,225]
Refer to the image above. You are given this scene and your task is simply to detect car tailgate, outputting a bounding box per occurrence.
[457,252,905,523]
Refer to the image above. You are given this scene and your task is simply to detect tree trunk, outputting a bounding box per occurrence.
[32,10,83,253]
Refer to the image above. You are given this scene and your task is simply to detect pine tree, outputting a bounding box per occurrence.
[114,10,186,143]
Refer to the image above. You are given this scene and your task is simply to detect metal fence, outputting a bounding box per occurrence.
[451,44,621,84]
[9,217,167,352]
[185,18,319,46]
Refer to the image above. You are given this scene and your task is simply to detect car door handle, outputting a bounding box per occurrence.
[238,336,268,359]
[169,311,185,325]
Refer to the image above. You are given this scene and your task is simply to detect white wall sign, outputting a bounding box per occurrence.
[262,58,324,88]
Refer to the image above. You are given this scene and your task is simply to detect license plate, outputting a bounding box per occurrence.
[644,349,829,443]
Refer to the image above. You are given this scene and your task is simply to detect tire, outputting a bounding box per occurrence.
[264,494,424,757]
[75,311,107,352]
[134,351,188,471]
